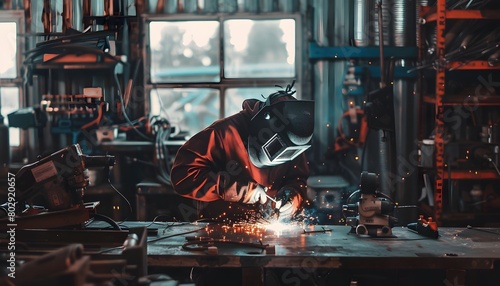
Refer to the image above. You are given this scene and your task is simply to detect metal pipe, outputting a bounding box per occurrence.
[393,0,416,47]
[278,0,298,13]
[156,0,165,13]
[203,0,218,13]
[184,0,198,13]
[24,0,32,33]
[82,0,91,30]
[218,0,238,13]
[391,1,418,225]
[244,0,259,13]
[42,0,52,34]
[62,0,73,32]
[377,1,386,88]
[354,0,375,47]
[375,0,392,46]
[72,0,83,31]
[165,0,179,14]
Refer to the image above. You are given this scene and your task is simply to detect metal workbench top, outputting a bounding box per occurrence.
[115,222,500,270]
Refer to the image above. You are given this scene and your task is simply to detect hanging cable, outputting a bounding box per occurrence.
[113,70,151,141]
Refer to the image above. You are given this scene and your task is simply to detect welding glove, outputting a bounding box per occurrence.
[275,188,303,221]
[221,181,268,204]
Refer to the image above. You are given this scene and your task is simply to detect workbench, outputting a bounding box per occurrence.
[118,221,500,285]
[9,221,500,285]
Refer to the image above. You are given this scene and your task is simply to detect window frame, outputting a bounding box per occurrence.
[0,10,25,161]
[142,13,302,119]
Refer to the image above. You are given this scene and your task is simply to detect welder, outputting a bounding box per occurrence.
[170,82,314,222]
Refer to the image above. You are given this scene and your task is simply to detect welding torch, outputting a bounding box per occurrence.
[260,186,283,219]
[263,190,280,219]
[265,190,294,220]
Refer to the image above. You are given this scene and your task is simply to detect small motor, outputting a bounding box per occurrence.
[343,171,397,237]
[14,144,115,213]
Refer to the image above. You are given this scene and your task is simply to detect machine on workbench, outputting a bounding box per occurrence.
[343,171,397,237]
[0,144,115,229]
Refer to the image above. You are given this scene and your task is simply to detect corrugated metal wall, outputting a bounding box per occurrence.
[0,1,302,34]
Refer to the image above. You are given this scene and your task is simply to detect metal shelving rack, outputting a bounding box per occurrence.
[419,0,500,225]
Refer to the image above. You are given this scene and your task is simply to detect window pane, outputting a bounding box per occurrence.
[150,88,219,137]
[149,21,220,83]
[0,87,20,146]
[0,22,17,79]
[224,19,295,78]
[224,87,281,117]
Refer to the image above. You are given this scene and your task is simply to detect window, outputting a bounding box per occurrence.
[0,22,17,79]
[149,21,220,83]
[144,15,300,137]
[0,87,20,146]
[223,19,295,78]
[0,11,24,150]
[150,88,220,136]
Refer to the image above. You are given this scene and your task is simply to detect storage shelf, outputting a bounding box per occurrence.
[424,9,500,22]
[33,62,119,70]
[423,94,500,106]
[418,0,500,225]
[443,170,499,180]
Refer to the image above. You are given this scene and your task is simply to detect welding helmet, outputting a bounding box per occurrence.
[248,84,314,168]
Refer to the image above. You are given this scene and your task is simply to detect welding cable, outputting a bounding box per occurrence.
[117,116,149,133]
[34,30,114,49]
[145,215,173,228]
[80,101,105,130]
[158,222,191,236]
[86,152,132,224]
[89,212,121,230]
[95,245,124,255]
[182,239,269,252]
[374,191,396,204]
[118,115,147,126]
[123,59,142,109]
[106,174,133,223]
[151,116,172,185]
[113,71,151,141]
[346,190,360,204]
[117,117,148,132]
[94,234,141,255]
[151,116,169,183]
[147,227,206,243]
[466,225,500,236]
[146,218,189,229]
[481,155,500,176]
[24,43,124,65]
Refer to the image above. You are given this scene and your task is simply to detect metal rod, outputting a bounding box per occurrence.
[377,1,386,88]
[266,194,277,203]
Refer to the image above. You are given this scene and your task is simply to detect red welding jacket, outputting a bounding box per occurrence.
[170,99,310,220]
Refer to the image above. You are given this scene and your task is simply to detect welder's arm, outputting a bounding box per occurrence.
[171,128,267,204]
[219,180,268,204]
[170,128,226,202]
